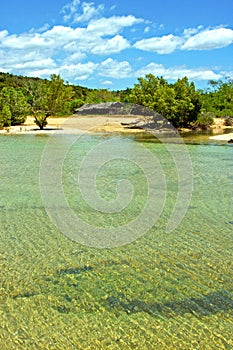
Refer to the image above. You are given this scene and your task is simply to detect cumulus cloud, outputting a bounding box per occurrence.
[133,26,233,54]
[59,62,97,80]
[0,30,8,40]
[61,0,104,23]
[134,34,182,54]
[64,52,87,63]
[91,35,130,54]
[59,60,132,81]
[14,58,56,69]
[0,15,138,65]
[1,33,52,49]
[27,68,59,78]
[73,2,104,23]
[181,27,233,50]
[135,63,222,81]
[61,0,81,22]
[98,58,132,78]
[87,15,143,36]
[27,61,97,81]
[0,15,140,53]
[101,80,113,85]
[0,50,51,69]
[0,67,10,73]
[183,26,203,38]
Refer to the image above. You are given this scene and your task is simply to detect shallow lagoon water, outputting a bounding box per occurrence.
[0,133,232,349]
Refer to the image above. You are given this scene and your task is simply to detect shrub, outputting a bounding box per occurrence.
[192,112,214,130]
[224,116,233,126]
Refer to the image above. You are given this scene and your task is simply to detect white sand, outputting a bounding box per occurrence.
[0,115,140,135]
[209,133,233,141]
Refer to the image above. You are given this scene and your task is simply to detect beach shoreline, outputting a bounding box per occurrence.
[0,115,232,141]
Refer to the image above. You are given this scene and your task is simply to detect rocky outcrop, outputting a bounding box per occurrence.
[75,102,155,116]
[75,102,175,134]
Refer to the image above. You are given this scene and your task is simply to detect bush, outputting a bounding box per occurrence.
[224,116,233,126]
[192,112,214,130]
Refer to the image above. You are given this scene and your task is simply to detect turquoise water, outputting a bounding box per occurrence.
[0,134,232,349]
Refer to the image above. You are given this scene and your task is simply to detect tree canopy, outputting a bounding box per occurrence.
[129,75,202,127]
[0,72,232,129]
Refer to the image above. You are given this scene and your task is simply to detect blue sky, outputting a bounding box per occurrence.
[0,0,233,90]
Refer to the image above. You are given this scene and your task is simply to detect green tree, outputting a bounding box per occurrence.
[173,77,201,127]
[86,89,120,104]
[129,74,201,127]
[23,78,49,115]
[34,114,49,130]
[22,79,50,130]
[0,86,29,125]
[0,104,11,127]
[200,79,233,118]
[47,74,74,115]
[22,74,74,129]
[130,75,174,113]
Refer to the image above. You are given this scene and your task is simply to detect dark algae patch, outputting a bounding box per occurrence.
[106,290,233,317]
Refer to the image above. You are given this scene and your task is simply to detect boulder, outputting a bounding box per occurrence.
[74,102,155,116]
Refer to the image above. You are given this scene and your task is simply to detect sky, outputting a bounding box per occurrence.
[0,0,233,90]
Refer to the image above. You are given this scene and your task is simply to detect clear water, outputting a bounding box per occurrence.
[0,134,232,349]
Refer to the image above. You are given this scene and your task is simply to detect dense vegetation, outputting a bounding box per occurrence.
[0,72,232,129]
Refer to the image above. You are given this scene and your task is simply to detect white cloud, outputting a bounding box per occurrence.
[73,2,104,23]
[0,15,140,55]
[61,0,104,24]
[29,24,50,34]
[42,26,84,47]
[91,35,130,54]
[0,50,51,69]
[87,15,143,36]
[0,30,8,40]
[136,63,222,81]
[133,26,233,54]
[101,80,113,85]
[61,0,80,22]
[98,58,132,78]
[64,52,87,63]
[182,27,233,50]
[134,34,182,54]
[1,33,52,49]
[14,58,56,69]
[27,61,97,81]
[183,26,203,38]
[59,62,97,80]
[27,68,59,78]
[219,70,233,80]
[0,67,10,73]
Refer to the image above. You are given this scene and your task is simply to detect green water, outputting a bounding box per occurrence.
[0,134,232,349]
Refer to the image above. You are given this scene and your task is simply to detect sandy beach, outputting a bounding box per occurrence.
[1,115,232,141]
[209,133,233,141]
[0,115,142,135]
